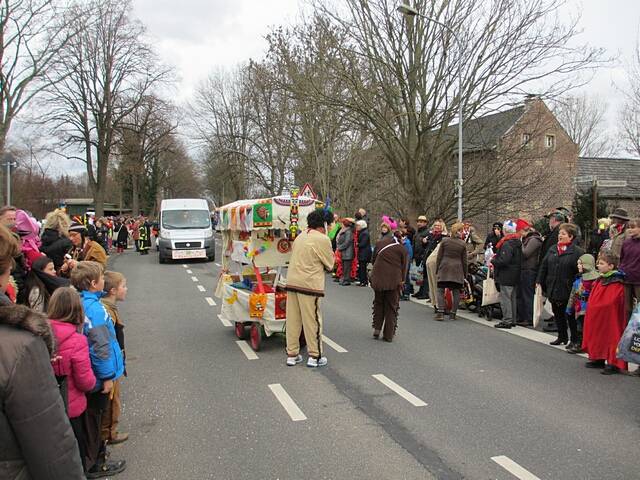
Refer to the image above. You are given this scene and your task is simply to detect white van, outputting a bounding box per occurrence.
[158,198,215,263]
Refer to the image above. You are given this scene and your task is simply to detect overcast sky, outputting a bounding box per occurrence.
[43,0,640,173]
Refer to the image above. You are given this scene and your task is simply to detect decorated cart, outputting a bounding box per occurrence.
[214,190,323,351]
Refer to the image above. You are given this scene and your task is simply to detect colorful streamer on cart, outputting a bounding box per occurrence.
[289,187,300,240]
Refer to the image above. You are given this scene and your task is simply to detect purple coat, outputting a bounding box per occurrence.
[50,320,96,418]
[620,236,640,285]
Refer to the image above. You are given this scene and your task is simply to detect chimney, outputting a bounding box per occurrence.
[524,93,539,103]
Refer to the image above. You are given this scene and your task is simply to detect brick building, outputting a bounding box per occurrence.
[577,157,640,218]
[455,96,579,235]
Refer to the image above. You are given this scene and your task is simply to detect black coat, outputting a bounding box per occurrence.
[40,229,73,271]
[491,238,522,286]
[539,226,559,264]
[0,305,85,479]
[357,228,372,262]
[536,243,584,303]
[412,226,430,262]
[484,232,503,252]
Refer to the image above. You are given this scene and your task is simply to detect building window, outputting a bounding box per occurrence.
[522,133,531,146]
[545,134,555,148]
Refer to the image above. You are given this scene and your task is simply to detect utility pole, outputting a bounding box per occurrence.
[592,178,598,230]
[3,154,18,206]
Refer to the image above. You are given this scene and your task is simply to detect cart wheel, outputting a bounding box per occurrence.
[235,322,246,340]
[249,323,262,351]
[445,288,453,312]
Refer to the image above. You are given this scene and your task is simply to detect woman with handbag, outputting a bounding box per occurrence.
[536,223,584,345]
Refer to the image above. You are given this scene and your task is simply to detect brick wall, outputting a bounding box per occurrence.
[464,98,579,237]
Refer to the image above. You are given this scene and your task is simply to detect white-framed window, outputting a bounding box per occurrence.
[522,133,531,147]
[545,134,555,148]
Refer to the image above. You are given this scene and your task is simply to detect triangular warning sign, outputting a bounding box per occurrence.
[300,183,317,199]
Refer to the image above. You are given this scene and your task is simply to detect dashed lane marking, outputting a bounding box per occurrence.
[197,285,206,292]
[182,264,188,268]
[268,384,307,421]
[235,340,259,360]
[205,297,217,306]
[322,335,348,353]
[372,374,428,407]
[217,314,232,327]
[215,262,221,267]
[191,276,198,282]
[186,269,193,274]
[491,456,541,480]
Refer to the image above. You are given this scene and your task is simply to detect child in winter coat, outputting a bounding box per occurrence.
[70,261,126,478]
[581,251,628,375]
[100,271,129,445]
[48,287,97,471]
[565,254,599,354]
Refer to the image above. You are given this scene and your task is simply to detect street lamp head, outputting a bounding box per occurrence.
[397,3,418,16]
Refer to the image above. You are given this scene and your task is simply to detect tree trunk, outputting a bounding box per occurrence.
[132,175,139,217]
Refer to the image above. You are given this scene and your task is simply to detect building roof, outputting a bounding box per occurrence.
[578,157,640,199]
[447,105,526,152]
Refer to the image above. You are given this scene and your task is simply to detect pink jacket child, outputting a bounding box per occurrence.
[50,320,97,418]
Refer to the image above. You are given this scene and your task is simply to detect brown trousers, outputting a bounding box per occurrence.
[100,379,121,441]
[286,292,323,358]
[372,289,400,341]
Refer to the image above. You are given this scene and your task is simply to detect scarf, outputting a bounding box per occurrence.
[601,269,618,278]
[495,233,520,250]
[33,268,70,295]
[557,241,571,255]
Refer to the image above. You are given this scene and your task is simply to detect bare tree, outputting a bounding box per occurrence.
[276,0,605,219]
[115,95,178,215]
[0,0,77,156]
[552,93,611,157]
[43,0,169,217]
[191,67,251,203]
[621,38,640,158]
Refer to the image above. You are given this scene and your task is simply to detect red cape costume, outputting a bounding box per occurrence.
[581,272,628,370]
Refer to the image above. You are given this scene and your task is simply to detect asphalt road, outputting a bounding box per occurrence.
[109,238,640,480]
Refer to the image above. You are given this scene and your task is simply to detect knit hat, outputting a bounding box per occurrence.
[579,254,599,281]
[515,219,532,232]
[503,219,517,234]
[492,222,503,230]
[355,220,367,229]
[68,221,87,235]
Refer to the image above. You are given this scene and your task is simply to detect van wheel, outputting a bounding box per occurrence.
[159,255,166,264]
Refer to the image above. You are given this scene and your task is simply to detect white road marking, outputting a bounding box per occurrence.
[215,262,221,267]
[268,384,307,421]
[491,456,541,480]
[197,285,206,292]
[191,276,198,282]
[235,340,259,360]
[217,314,232,327]
[372,374,428,407]
[182,264,188,268]
[205,297,217,306]
[186,269,193,274]
[322,335,348,353]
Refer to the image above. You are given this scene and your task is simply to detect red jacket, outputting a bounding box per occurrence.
[50,320,96,418]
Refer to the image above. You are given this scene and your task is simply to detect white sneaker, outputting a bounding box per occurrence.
[306,356,328,368]
[286,354,303,366]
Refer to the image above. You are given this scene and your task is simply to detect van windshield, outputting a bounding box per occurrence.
[162,210,210,229]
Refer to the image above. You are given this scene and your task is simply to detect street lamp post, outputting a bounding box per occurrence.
[397,3,464,221]
[2,154,18,206]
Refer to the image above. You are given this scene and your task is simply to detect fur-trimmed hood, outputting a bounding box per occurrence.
[0,305,55,355]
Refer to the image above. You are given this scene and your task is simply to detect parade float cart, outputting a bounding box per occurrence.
[215,192,322,351]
